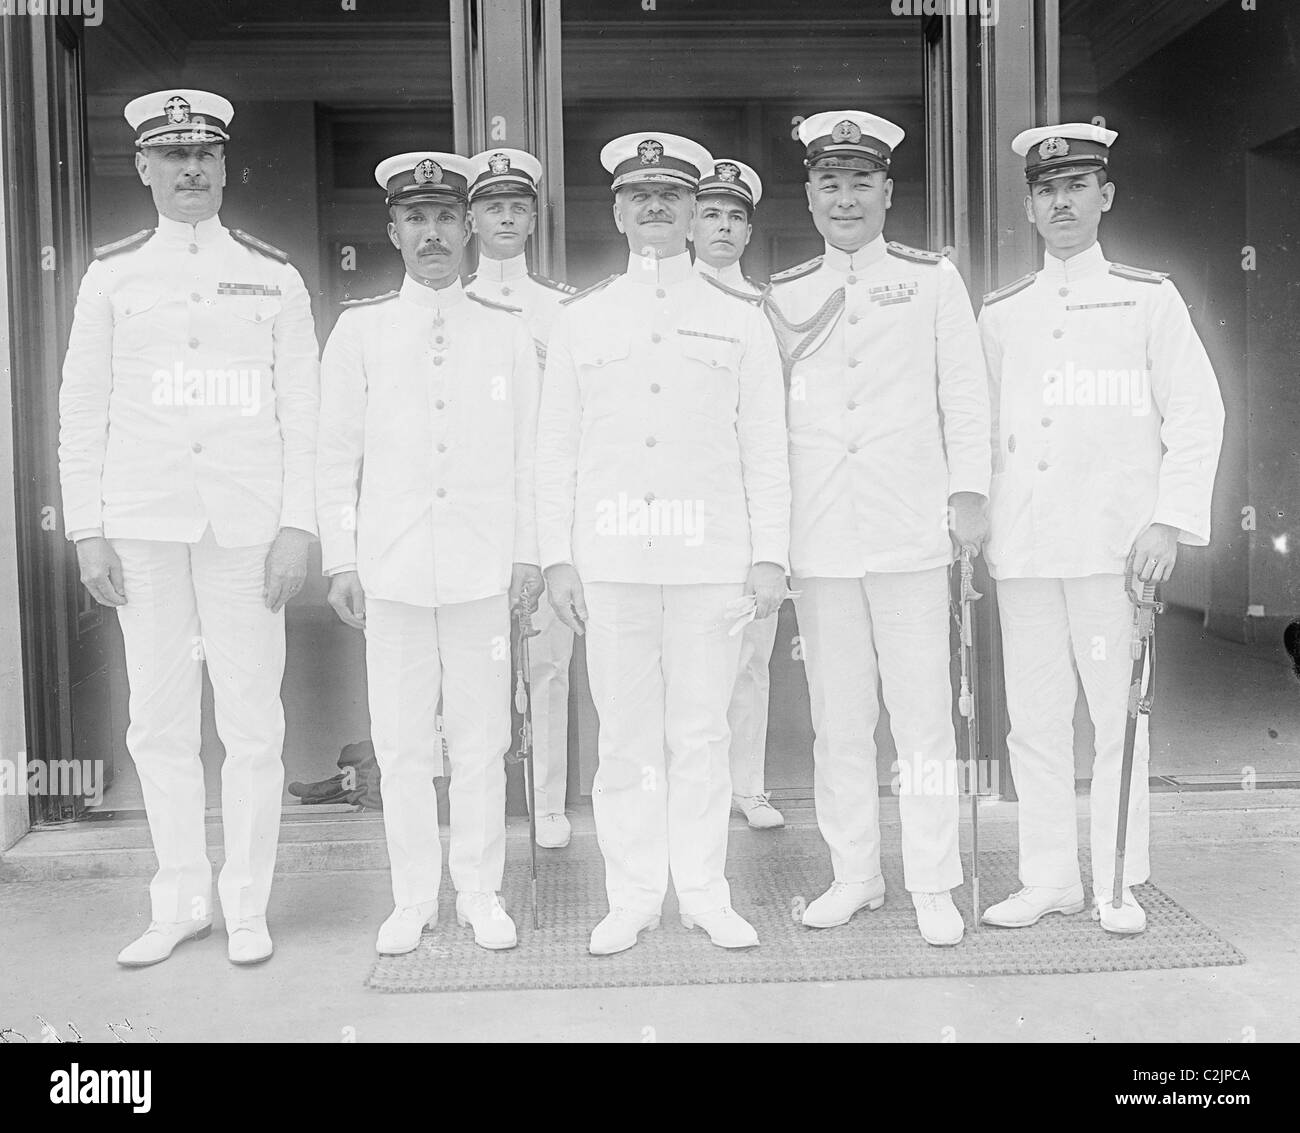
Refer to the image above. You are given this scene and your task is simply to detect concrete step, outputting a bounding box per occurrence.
[3,789,1298,884]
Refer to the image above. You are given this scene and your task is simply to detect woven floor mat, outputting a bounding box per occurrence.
[366,826,1244,992]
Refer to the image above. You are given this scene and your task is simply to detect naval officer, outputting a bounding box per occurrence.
[536,132,791,955]
[316,151,541,954]
[689,157,784,832]
[978,124,1225,934]
[767,110,991,946]
[58,89,320,966]
[465,147,577,850]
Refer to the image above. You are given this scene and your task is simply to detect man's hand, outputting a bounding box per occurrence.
[264,527,312,612]
[510,563,544,614]
[326,570,367,629]
[76,537,126,607]
[544,563,588,635]
[1129,522,1180,583]
[948,492,989,557]
[747,561,787,621]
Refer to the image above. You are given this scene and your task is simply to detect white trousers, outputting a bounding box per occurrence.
[365,595,510,906]
[794,567,963,893]
[726,612,778,797]
[997,575,1151,892]
[584,581,744,917]
[113,528,285,925]
[526,594,574,815]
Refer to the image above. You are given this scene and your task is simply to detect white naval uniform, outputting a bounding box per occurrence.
[536,251,790,916]
[769,236,991,893]
[695,258,780,798]
[466,253,574,816]
[316,275,539,907]
[978,242,1225,894]
[57,213,320,924]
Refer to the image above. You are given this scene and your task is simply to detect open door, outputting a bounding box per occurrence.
[1,13,123,822]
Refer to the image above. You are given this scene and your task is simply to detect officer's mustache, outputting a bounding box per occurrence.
[418,242,451,255]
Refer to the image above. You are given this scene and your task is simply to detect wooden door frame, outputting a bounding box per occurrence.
[1,13,94,825]
[923,0,1061,801]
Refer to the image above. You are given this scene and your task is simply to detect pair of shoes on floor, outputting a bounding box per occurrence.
[800,878,964,946]
[376,891,518,954]
[588,906,759,955]
[981,883,1146,935]
[731,792,785,830]
[117,915,272,966]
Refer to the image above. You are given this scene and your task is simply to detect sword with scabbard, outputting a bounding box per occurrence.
[1113,569,1162,910]
[955,548,983,925]
[511,583,542,930]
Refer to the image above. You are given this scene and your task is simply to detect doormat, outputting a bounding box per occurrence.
[365,826,1244,992]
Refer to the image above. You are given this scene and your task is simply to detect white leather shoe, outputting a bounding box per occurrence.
[981,884,1086,928]
[912,891,964,946]
[535,813,572,849]
[802,878,886,928]
[1093,888,1147,935]
[456,891,517,950]
[588,908,661,956]
[116,918,212,967]
[227,916,273,965]
[732,793,785,830]
[375,900,439,955]
[681,906,759,949]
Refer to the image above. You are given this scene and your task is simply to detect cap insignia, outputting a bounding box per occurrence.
[638,139,663,165]
[715,161,740,182]
[414,159,442,185]
[488,152,511,175]
[164,96,191,124]
[831,120,862,144]
[1039,137,1070,160]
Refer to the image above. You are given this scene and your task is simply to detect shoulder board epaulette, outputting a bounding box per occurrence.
[530,272,578,295]
[340,290,398,308]
[886,241,946,265]
[769,255,822,285]
[230,229,290,263]
[1108,262,1169,285]
[982,272,1037,306]
[701,274,764,305]
[560,274,619,306]
[93,228,154,260]
[467,291,523,314]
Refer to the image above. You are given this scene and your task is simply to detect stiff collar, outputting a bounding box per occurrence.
[473,252,528,283]
[821,235,888,274]
[624,249,694,286]
[694,258,745,287]
[1041,241,1108,282]
[155,213,225,247]
[400,273,466,311]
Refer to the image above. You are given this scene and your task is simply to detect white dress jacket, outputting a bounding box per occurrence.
[978,243,1226,580]
[315,275,539,608]
[58,214,320,546]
